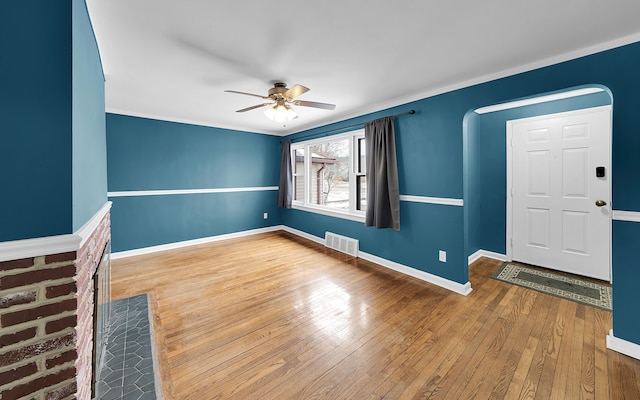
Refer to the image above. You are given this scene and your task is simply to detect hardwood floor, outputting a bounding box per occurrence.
[111,231,640,399]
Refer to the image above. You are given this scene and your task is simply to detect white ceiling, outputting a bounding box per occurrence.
[86,0,640,136]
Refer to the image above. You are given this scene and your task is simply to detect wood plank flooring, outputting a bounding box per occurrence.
[111,231,640,399]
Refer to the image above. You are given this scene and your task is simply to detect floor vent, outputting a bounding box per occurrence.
[324,232,359,257]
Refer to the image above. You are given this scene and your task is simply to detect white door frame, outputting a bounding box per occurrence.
[506,105,613,281]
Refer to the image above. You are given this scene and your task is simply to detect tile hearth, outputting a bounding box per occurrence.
[95,294,159,400]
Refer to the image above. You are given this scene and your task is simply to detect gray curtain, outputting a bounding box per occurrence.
[277,140,293,208]
[365,116,400,230]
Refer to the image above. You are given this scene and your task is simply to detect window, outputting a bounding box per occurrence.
[291,130,366,220]
[293,147,305,203]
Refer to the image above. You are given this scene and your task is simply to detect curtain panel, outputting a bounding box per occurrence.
[365,116,400,230]
[277,140,293,208]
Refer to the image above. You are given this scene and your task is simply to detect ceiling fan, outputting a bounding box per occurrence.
[225,82,336,124]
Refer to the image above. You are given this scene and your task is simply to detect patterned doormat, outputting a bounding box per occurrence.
[492,262,612,311]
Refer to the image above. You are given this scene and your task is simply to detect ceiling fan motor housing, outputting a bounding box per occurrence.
[268,82,289,98]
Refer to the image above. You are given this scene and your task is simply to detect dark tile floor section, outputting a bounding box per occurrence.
[96,294,158,400]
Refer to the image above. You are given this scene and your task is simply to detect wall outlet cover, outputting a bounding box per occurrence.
[439,250,447,262]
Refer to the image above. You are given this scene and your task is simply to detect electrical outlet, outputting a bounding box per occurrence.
[263,212,268,219]
[439,250,447,262]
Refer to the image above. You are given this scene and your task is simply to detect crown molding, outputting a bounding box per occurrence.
[105,108,281,136]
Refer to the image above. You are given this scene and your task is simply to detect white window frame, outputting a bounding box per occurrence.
[291,130,366,222]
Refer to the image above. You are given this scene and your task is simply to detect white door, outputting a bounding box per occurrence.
[508,106,611,281]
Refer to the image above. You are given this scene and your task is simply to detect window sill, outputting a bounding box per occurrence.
[291,203,366,223]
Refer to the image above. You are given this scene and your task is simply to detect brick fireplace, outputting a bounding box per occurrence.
[0,205,111,400]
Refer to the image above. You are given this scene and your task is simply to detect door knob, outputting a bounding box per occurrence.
[595,200,607,207]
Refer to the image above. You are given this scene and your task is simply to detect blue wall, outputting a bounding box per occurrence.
[282,41,640,347]
[612,221,640,344]
[106,114,282,252]
[1,2,74,240]
[467,90,612,256]
[72,0,107,231]
[0,0,106,240]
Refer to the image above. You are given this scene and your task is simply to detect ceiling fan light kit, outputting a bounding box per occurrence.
[264,100,298,124]
[225,82,336,125]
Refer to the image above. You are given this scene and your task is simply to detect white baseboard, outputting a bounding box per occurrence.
[468,249,508,265]
[359,251,473,296]
[280,226,325,245]
[607,330,640,361]
[111,225,284,259]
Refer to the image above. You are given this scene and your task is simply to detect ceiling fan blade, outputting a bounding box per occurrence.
[284,84,310,99]
[236,103,273,112]
[292,100,336,110]
[225,90,270,99]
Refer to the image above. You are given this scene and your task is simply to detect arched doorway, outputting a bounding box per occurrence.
[463,85,613,280]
